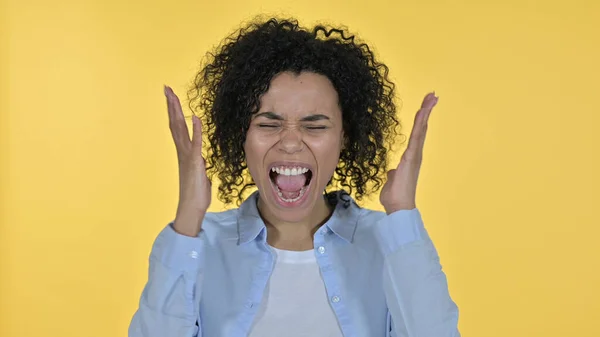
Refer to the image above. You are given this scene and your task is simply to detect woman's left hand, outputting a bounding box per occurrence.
[380,92,438,214]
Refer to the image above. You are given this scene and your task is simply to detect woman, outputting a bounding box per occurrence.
[129,18,460,337]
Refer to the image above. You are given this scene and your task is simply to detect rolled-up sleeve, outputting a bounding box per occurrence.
[376,209,460,337]
[128,224,204,337]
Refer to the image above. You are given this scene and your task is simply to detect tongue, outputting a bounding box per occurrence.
[275,174,307,192]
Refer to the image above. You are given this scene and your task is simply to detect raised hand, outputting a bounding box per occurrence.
[164,86,211,237]
[380,92,438,214]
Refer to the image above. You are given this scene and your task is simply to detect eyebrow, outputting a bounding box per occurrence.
[254,111,331,122]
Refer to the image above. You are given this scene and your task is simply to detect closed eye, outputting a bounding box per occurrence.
[305,126,328,130]
[258,124,279,128]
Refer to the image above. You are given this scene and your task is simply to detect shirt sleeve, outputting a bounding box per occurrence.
[128,223,204,337]
[376,209,460,337]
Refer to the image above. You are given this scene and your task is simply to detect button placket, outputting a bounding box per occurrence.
[313,231,354,335]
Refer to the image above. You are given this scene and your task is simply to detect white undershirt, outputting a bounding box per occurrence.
[248,246,344,337]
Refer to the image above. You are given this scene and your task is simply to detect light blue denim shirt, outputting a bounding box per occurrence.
[129,191,460,337]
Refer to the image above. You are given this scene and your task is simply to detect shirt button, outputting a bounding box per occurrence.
[189,250,199,259]
[318,246,326,254]
[331,296,340,303]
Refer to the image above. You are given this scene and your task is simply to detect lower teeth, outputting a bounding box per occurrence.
[276,185,307,203]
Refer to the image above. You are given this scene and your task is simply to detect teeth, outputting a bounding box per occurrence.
[276,185,308,203]
[271,166,310,176]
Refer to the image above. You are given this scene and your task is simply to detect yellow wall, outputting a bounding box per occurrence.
[1,0,598,336]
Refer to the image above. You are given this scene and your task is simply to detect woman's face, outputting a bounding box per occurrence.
[244,71,344,223]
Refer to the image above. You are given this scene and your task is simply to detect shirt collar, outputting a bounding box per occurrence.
[236,190,362,245]
[324,190,361,243]
[236,192,266,245]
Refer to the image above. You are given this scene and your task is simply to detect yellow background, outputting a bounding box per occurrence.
[1,0,598,336]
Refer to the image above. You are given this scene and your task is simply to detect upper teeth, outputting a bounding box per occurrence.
[271,166,309,176]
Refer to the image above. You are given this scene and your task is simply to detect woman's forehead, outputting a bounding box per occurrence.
[258,72,340,116]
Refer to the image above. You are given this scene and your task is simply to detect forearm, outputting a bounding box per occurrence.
[377,210,460,337]
[129,224,204,337]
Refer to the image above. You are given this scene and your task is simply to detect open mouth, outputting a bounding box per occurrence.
[269,165,313,203]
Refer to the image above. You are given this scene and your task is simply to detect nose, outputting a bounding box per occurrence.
[277,127,304,154]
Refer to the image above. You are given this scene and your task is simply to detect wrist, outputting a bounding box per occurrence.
[384,203,417,215]
[173,211,205,237]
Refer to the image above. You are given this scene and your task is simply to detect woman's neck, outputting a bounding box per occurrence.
[257,196,334,251]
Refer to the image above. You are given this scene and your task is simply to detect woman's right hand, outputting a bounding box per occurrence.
[164,86,211,237]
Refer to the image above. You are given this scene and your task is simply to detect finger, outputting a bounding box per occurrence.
[404,92,438,163]
[420,92,438,110]
[386,168,397,179]
[165,85,191,150]
[191,115,203,156]
[414,92,437,130]
[420,92,437,125]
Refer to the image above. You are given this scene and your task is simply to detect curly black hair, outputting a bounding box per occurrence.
[188,17,401,205]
